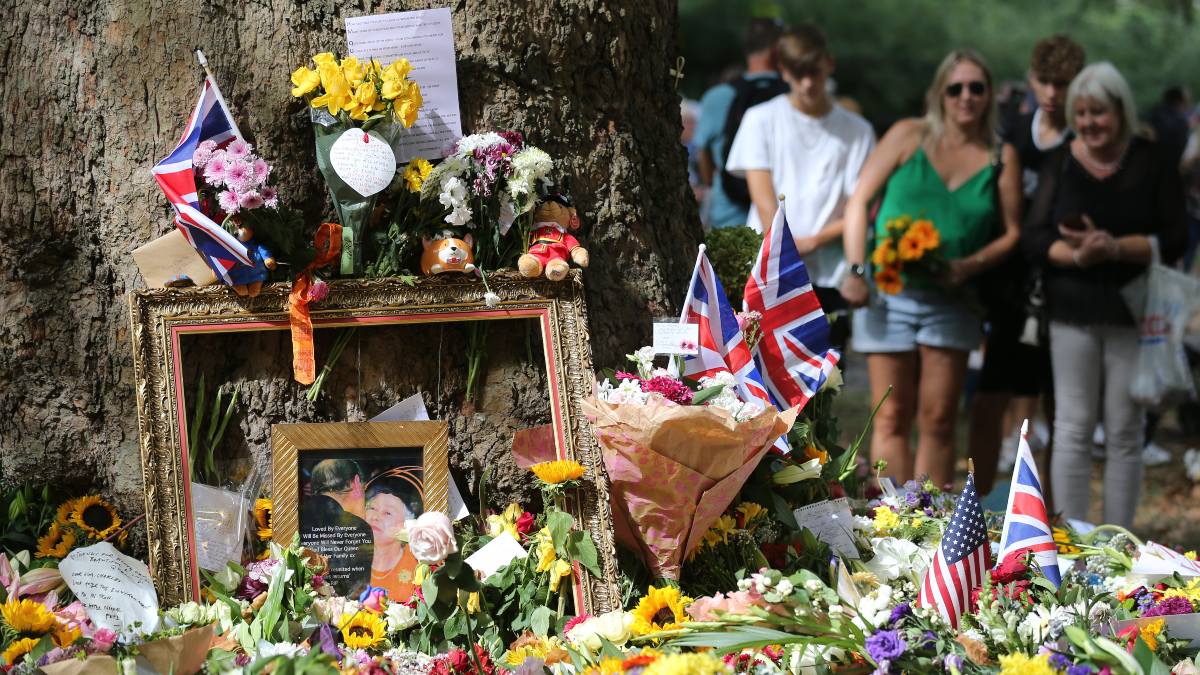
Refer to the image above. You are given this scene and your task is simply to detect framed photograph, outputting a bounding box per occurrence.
[271,421,448,600]
[128,272,619,613]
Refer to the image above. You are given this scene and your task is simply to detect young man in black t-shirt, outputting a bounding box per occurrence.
[969,35,1084,496]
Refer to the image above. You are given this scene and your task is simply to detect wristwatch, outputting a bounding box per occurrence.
[848,263,866,279]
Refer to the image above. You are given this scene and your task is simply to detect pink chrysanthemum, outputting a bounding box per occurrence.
[238,190,264,210]
[226,139,252,159]
[260,186,279,209]
[641,375,693,405]
[217,189,240,214]
[192,144,214,168]
[203,154,229,187]
[252,158,271,184]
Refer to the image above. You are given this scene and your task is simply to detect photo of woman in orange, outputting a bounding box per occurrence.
[363,473,423,603]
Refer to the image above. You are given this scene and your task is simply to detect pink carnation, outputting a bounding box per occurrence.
[641,375,693,405]
[217,189,240,214]
[89,628,118,653]
[306,277,329,303]
[686,590,765,621]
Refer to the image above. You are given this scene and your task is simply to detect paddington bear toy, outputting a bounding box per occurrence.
[517,193,588,282]
[228,223,277,297]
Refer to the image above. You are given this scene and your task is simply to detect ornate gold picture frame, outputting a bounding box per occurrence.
[272,421,448,599]
[128,272,618,612]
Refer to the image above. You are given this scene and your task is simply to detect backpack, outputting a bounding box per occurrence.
[719,75,789,209]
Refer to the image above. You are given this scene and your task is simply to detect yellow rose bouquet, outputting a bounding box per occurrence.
[290,53,424,275]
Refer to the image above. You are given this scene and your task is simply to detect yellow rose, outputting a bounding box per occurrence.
[353,82,378,109]
[383,58,413,82]
[535,528,556,573]
[549,559,573,593]
[290,66,321,97]
[391,82,423,127]
[311,63,351,115]
[341,56,366,87]
[312,52,337,67]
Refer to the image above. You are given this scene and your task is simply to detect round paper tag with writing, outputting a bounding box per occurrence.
[328,128,397,198]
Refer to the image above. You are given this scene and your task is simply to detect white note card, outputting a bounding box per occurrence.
[345,8,463,163]
[652,323,700,356]
[329,128,398,198]
[793,499,860,560]
[371,393,469,521]
[60,542,160,634]
[465,531,528,580]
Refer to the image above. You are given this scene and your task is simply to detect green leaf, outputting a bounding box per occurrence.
[546,510,573,554]
[837,386,891,481]
[530,605,554,637]
[1093,635,1143,673]
[690,383,728,406]
[1030,576,1058,593]
[566,530,602,577]
[667,625,804,653]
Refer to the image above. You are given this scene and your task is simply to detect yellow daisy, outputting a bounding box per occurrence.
[340,610,386,650]
[1140,618,1165,651]
[71,495,121,539]
[2,598,57,634]
[530,460,585,485]
[1,637,39,666]
[997,653,1054,675]
[36,523,76,559]
[630,585,692,636]
[584,657,626,674]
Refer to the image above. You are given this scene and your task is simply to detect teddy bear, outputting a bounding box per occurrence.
[517,193,588,282]
[227,223,276,297]
[420,230,477,275]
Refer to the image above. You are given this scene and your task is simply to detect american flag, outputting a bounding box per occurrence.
[151,75,251,283]
[998,419,1061,587]
[743,203,840,410]
[917,473,990,628]
[680,247,774,410]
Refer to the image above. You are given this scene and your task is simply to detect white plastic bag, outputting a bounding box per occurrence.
[1122,264,1200,408]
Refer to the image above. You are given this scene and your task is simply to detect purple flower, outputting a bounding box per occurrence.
[1143,596,1195,617]
[217,189,240,214]
[865,629,907,663]
[306,277,329,303]
[1066,665,1093,675]
[226,139,252,159]
[499,130,524,148]
[235,652,252,666]
[1048,653,1072,671]
[234,574,267,600]
[943,654,963,672]
[887,602,911,626]
[238,189,264,210]
[261,186,279,208]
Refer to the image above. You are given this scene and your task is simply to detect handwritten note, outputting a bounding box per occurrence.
[329,128,397,198]
[653,322,700,356]
[793,499,860,560]
[345,8,463,163]
[60,542,160,634]
[465,531,528,580]
[1133,541,1200,578]
[371,393,469,520]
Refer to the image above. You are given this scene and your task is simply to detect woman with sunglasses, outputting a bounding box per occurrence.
[840,50,1023,487]
[1023,63,1186,528]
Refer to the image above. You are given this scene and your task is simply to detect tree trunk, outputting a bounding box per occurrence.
[0,0,700,526]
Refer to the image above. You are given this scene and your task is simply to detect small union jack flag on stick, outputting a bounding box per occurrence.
[998,419,1061,587]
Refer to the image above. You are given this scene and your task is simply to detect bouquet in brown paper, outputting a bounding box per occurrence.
[581,348,796,580]
[40,623,214,675]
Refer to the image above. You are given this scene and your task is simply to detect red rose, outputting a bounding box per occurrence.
[991,553,1030,585]
[515,511,535,536]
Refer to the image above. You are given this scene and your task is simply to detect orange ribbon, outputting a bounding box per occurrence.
[290,223,343,385]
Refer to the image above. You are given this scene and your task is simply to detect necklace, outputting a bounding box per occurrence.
[1077,142,1125,174]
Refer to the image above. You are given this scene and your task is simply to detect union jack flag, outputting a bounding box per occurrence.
[998,419,1061,587]
[917,473,989,628]
[151,76,251,283]
[743,203,840,410]
[680,247,774,410]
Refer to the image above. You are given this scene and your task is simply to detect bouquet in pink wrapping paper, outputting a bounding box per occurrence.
[581,348,796,580]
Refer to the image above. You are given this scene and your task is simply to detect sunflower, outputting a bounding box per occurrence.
[254,498,273,540]
[897,231,925,261]
[643,652,727,675]
[584,657,626,674]
[36,523,76,559]
[340,610,387,649]
[71,495,121,539]
[1052,527,1080,554]
[1,637,39,666]
[2,598,57,634]
[55,498,79,526]
[530,460,585,485]
[631,585,692,636]
[874,266,903,295]
[52,621,82,649]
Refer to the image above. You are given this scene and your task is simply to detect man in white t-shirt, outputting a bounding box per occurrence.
[725,24,875,351]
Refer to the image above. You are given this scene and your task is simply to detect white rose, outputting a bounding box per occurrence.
[866,537,927,581]
[385,602,418,633]
[406,511,458,564]
[567,611,633,652]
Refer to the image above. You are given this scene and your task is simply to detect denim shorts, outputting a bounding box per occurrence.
[851,288,983,353]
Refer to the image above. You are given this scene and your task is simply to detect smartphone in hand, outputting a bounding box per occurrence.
[1061,213,1088,231]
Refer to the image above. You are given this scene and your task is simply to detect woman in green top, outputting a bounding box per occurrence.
[839,50,1023,487]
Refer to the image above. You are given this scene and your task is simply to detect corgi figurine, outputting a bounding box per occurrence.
[420,231,476,275]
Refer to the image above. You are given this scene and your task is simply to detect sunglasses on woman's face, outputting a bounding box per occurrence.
[945,80,987,98]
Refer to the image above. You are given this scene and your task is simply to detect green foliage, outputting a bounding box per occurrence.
[187,373,241,487]
[0,484,58,557]
[238,205,319,280]
[704,226,762,309]
[680,0,1200,122]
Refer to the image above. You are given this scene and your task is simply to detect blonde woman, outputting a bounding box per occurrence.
[1023,62,1186,527]
[840,50,1023,486]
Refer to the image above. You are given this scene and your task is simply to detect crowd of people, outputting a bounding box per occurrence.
[684,20,1198,529]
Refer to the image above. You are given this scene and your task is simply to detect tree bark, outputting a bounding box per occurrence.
[0,1,700,523]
